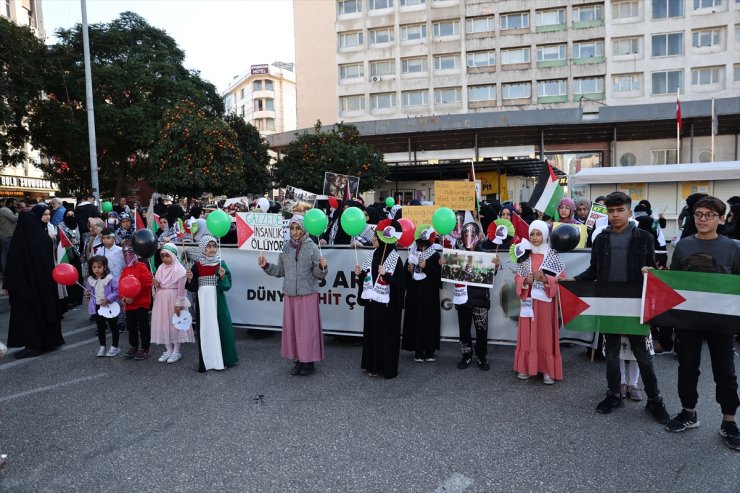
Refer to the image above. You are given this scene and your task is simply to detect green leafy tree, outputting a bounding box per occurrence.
[224,114,271,195]
[273,121,387,194]
[28,12,223,197]
[0,18,45,167]
[148,100,251,198]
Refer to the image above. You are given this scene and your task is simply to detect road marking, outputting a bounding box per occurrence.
[434,473,474,493]
[63,324,96,337]
[0,373,108,403]
[0,337,98,371]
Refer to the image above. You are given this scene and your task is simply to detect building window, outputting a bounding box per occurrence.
[368,0,393,10]
[573,4,604,22]
[574,77,604,95]
[651,149,677,165]
[736,25,740,43]
[256,118,275,131]
[694,0,721,8]
[338,31,364,49]
[651,32,683,56]
[371,92,396,109]
[538,79,567,97]
[265,99,274,111]
[401,56,428,73]
[265,80,274,91]
[652,0,683,19]
[337,0,361,15]
[400,0,425,6]
[339,63,364,80]
[573,40,604,58]
[501,46,530,64]
[691,66,722,85]
[369,27,395,45]
[402,90,428,106]
[253,81,262,91]
[612,1,640,19]
[435,87,462,104]
[613,74,641,92]
[468,85,497,102]
[536,9,565,27]
[500,12,529,30]
[502,82,531,99]
[241,106,246,117]
[467,51,495,67]
[613,37,640,56]
[466,16,494,34]
[239,88,244,100]
[692,29,721,47]
[340,95,365,111]
[369,59,395,77]
[433,20,460,37]
[652,70,683,94]
[400,23,427,41]
[254,100,262,111]
[735,64,740,82]
[536,44,566,61]
[433,54,460,70]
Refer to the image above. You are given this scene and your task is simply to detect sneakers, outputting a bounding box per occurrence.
[619,383,628,398]
[543,374,555,385]
[665,409,700,432]
[414,352,424,363]
[477,358,490,371]
[457,354,472,369]
[300,362,316,376]
[133,349,149,361]
[627,385,644,401]
[97,346,107,358]
[596,394,623,414]
[125,347,138,359]
[424,355,436,362]
[646,399,671,424]
[290,361,302,376]
[720,421,740,451]
[105,346,120,357]
[516,373,530,380]
[158,351,171,363]
[166,353,181,364]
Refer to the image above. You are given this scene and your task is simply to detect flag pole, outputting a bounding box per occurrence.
[676,88,680,164]
[711,97,715,162]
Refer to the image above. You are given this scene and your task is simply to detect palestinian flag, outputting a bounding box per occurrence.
[528,161,563,218]
[149,214,161,234]
[135,210,146,230]
[510,212,530,242]
[641,270,740,335]
[559,280,649,336]
[56,226,73,265]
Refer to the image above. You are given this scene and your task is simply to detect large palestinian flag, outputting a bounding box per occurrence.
[559,280,649,336]
[528,161,563,218]
[641,270,740,335]
[56,226,73,265]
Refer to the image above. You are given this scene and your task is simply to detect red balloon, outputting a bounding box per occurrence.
[397,218,416,248]
[52,263,78,286]
[328,197,339,209]
[119,276,142,298]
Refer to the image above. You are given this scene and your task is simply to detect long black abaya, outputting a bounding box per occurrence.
[3,212,64,353]
[358,245,405,379]
[401,250,441,357]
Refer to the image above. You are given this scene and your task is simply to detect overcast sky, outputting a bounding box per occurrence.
[41,0,296,92]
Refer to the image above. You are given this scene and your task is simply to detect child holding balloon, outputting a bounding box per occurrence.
[120,244,154,361]
[85,255,120,357]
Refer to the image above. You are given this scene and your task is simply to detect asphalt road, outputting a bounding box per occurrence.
[0,297,738,492]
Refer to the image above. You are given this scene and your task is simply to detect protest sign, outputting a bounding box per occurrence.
[585,203,608,228]
[235,212,285,252]
[403,205,437,228]
[323,172,360,200]
[440,248,498,288]
[435,181,476,211]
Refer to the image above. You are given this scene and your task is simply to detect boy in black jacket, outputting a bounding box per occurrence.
[574,192,670,424]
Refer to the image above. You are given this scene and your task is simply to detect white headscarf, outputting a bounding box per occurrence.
[529,220,550,255]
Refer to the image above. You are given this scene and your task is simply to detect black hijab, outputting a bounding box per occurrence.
[681,193,708,239]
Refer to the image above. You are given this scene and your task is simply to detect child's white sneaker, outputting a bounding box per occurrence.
[158,351,171,363]
[97,346,107,358]
[166,353,181,364]
[105,346,120,357]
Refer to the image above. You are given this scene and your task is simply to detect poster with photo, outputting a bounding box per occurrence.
[440,248,498,288]
[323,172,360,200]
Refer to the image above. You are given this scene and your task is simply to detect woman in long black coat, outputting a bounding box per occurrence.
[3,205,64,358]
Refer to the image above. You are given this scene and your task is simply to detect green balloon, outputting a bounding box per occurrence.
[304,209,328,236]
[385,197,395,208]
[102,201,113,213]
[432,207,456,236]
[206,209,231,238]
[340,206,366,237]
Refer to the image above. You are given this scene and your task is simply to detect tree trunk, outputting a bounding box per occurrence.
[114,159,127,200]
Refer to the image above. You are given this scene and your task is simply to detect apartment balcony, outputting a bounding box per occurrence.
[572,19,604,30]
[535,23,567,33]
[536,59,567,69]
[537,95,568,104]
[253,110,276,119]
[573,56,606,65]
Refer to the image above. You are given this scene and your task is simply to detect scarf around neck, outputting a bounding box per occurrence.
[360,247,399,304]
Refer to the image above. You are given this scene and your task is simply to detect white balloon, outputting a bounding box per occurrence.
[257,197,270,213]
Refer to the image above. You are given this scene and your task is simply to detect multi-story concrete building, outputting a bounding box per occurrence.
[0,0,57,200]
[222,62,298,136]
[294,0,739,125]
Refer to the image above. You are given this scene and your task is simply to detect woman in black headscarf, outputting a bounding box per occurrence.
[680,193,708,239]
[3,204,64,358]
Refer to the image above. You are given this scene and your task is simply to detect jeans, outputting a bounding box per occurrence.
[676,329,739,416]
[0,236,11,272]
[95,313,119,347]
[457,307,489,359]
[605,334,661,400]
[126,308,150,351]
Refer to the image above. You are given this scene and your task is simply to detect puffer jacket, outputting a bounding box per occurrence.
[263,235,328,296]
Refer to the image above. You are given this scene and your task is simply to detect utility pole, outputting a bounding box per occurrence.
[81,0,100,207]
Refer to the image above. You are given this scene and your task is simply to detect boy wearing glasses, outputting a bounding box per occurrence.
[665,196,740,451]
